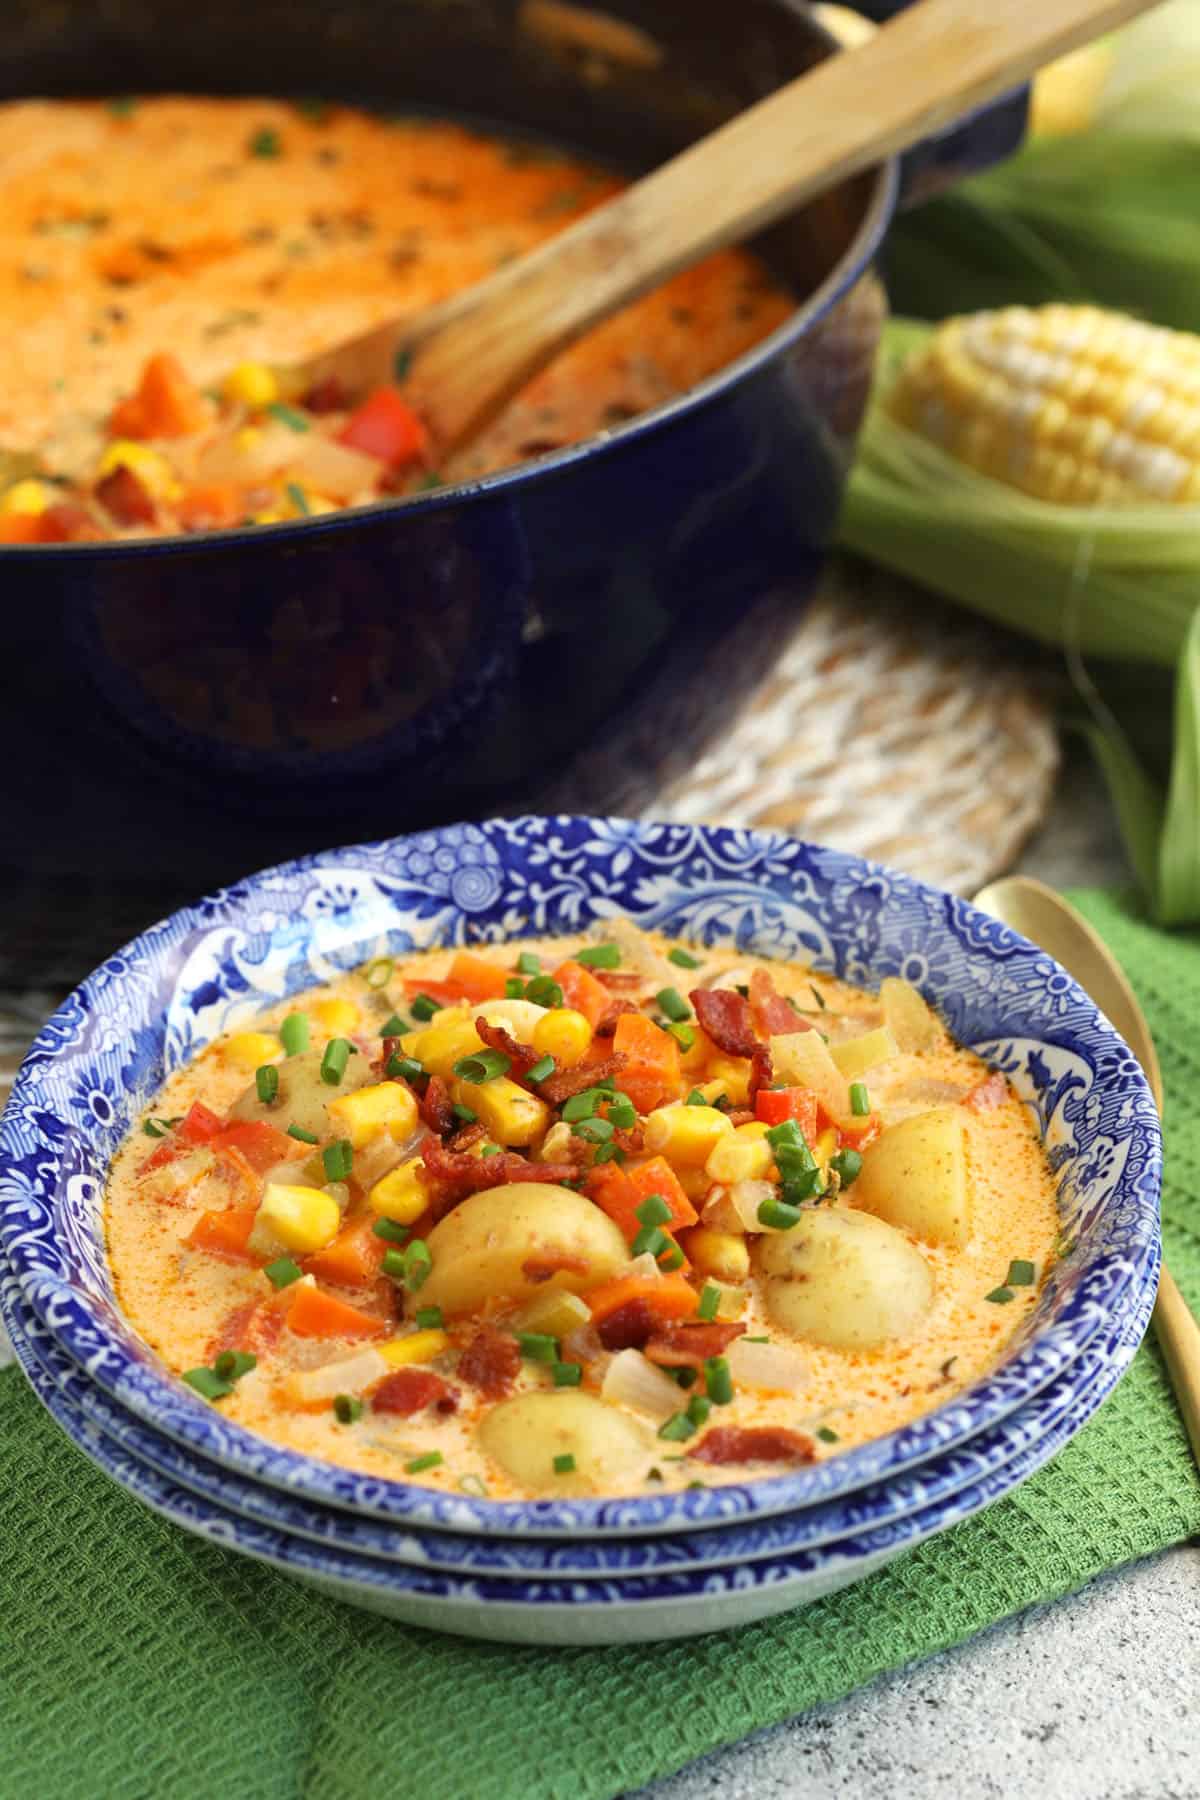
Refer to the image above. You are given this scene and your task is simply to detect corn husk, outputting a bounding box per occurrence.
[840,317,1200,924]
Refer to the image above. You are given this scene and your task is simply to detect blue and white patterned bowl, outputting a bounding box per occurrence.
[0,818,1162,1537]
[3,1227,1156,1645]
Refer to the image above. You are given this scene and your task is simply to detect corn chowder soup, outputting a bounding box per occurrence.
[106,924,1059,1499]
[0,97,792,543]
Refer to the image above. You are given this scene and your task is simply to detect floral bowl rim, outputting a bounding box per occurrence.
[0,815,1162,1536]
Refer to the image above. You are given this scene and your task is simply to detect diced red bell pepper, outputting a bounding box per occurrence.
[754,1086,819,1140]
[209,1119,297,1174]
[338,387,428,468]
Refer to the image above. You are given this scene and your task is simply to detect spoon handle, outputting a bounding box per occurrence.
[1152,1267,1200,1469]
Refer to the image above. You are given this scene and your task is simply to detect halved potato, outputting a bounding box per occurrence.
[754,1206,934,1350]
[480,1392,650,1494]
[419,1183,628,1316]
[853,1107,971,1247]
[227,1046,373,1141]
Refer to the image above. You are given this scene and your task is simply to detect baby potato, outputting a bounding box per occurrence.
[754,1206,934,1350]
[419,1183,628,1316]
[479,1392,650,1494]
[227,1047,372,1141]
[853,1107,971,1248]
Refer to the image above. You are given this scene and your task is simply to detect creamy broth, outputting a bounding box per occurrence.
[105,927,1060,1501]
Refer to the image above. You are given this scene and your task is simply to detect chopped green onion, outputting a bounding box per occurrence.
[635,1193,672,1228]
[409,993,442,1022]
[287,1124,318,1144]
[576,943,620,968]
[415,1306,444,1330]
[1006,1259,1036,1287]
[552,1361,582,1387]
[704,1356,734,1405]
[571,1116,614,1144]
[268,404,310,433]
[393,345,413,382]
[517,1332,558,1363]
[809,985,827,1010]
[387,1054,425,1084]
[646,1467,664,1483]
[985,1285,1015,1304]
[562,1088,603,1122]
[527,1055,556,1084]
[657,1241,685,1272]
[781,1168,823,1205]
[757,1196,802,1231]
[592,1142,627,1165]
[829,1148,863,1187]
[182,1368,232,1401]
[603,1094,635,1131]
[322,1138,353,1182]
[743,1335,771,1343]
[402,1240,432,1292]
[213,1350,257,1382]
[668,947,702,969]
[764,1119,816,1166]
[264,1257,303,1289]
[523,975,564,1009]
[552,1453,576,1474]
[655,987,691,1023]
[453,1049,511,1084]
[631,1223,668,1258]
[365,957,394,989]
[280,1012,310,1056]
[685,1089,709,1107]
[249,126,282,158]
[686,1393,712,1428]
[816,1425,840,1444]
[381,1249,408,1281]
[372,1218,410,1244]
[452,1102,478,1126]
[405,1452,443,1474]
[480,1144,502,1158]
[665,1022,696,1053]
[697,1284,720,1322]
[142,1116,179,1138]
[504,976,525,999]
[333,1394,363,1425]
[657,1413,695,1442]
[320,1037,352,1085]
[516,952,541,975]
[849,1082,871,1117]
[671,1367,698,1389]
[289,478,313,517]
[379,1013,408,1037]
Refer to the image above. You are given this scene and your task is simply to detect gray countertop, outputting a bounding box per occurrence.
[643,745,1199,1800]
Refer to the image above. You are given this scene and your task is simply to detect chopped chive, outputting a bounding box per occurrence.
[380,1013,409,1037]
[517,1332,558,1363]
[381,1249,407,1280]
[264,1257,303,1289]
[671,1367,698,1389]
[646,1467,664,1483]
[402,1240,432,1292]
[592,1142,626,1165]
[562,1089,603,1122]
[480,1144,501,1158]
[254,1064,279,1104]
[743,1335,771,1344]
[809,984,827,1011]
[365,957,394,989]
[409,993,442,1022]
[658,1413,695,1442]
[527,1055,556,1084]
[516,952,541,975]
[249,126,282,158]
[757,1196,802,1231]
[552,1361,582,1387]
[182,1367,232,1401]
[387,1054,425,1083]
[697,1284,720,1322]
[524,976,564,1009]
[665,1022,696,1052]
[605,1094,637,1130]
[571,1116,614,1144]
[685,1393,712,1428]
[576,943,620,968]
[849,1082,871,1117]
[657,1241,685,1272]
[655,987,691,1023]
[453,1049,511,1084]
[1006,1259,1036,1287]
[829,1148,863,1188]
[631,1223,668,1258]
[287,1123,318,1144]
[320,1037,352,1085]
[286,481,311,515]
[280,1012,310,1056]
[405,1452,442,1474]
[552,1453,576,1474]
[985,1286,1015,1304]
[668,947,702,969]
[393,345,414,382]
[452,1102,478,1126]
[372,1218,409,1244]
[816,1425,840,1444]
[685,1089,710,1108]
[333,1394,363,1424]
[504,976,525,999]
[322,1138,353,1182]
[635,1194,672,1228]
[704,1356,734,1405]
[415,1306,444,1330]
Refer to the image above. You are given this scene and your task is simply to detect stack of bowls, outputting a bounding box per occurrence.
[0,819,1162,1646]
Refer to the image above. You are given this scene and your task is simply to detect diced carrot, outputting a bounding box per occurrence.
[586,1271,699,1327]
[755,1086,819,1139]
[210,1120,296,1173]
[445,951,510,1003]
[109,353,209,439]
[96,465,156,525]
[0,513,47,544]
[589,1155,697,1243]
[177,482,243,532]
[186,1206,260,1261]
[286,1284,388,1340]
[303,1217,388,1289]
[403,978,467,1008]
[612,1013,682,1114]
[552,960,614,1029]
[339,387,428,468]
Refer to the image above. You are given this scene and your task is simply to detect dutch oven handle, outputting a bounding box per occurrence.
[822,1,1029,206]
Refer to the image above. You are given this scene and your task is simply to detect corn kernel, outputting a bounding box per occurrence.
[379,1329,449,1368]
[538,1120,574,1163]
[706,1128,773,1185]
[256,1183,341,1253]
[222,1030,281,1071]
[405,1007,480,1078]
[327,1080,419,1149]
[0,478,50,516]
[531,1008,592,1069]
[96,440,181,500]
[223,361,280,409]
[452,1075,549,1147]
[368,1158,429,1224]
[642,1101,733,1166]
[681,1226,750,1284]
[703,1055,751,1105]
[310,996,361,1036]
[813,1127,839,1180]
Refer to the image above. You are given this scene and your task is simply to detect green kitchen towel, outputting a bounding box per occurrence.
[2,888,1198,1800]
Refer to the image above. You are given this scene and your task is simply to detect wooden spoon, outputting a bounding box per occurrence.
[974,875,1200,1473]
[297,0,1157,454]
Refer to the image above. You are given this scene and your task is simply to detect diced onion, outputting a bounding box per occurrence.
[600,1348,683,1421]
[294,432,382,501]
[770,1030,853,1127]
[626,1251,663,1281]
[514,1288,591,1338]
[196,424,301,484]
[728,1179,777,1232]
[287,1347,389,1406]
[880,977,941,1053]
[475,998,549,1036]
[727,1337,808,1395]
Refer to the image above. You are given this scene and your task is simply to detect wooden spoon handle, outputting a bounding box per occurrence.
[312,0,1154,447]
[1153,1265,1200,1471]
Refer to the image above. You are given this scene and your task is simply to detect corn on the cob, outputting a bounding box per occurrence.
[888,306,1200,505]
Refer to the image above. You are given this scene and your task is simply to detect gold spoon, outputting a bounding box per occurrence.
[973,874,1200,1470]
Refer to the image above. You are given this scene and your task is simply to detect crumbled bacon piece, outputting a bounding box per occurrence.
[521,1252,590,1284]
[95,464,157,526]
[611,1124,645,1156]
[690,988,759,1059]
[475,1016,541,1081]
[458,1323,521,1398]
[643,1321,746,1369]
[726,1108,756,1128]
[964,1071,1009,1112]
[538,1054,626,1107]
[420,1137,578,1209]
[595,1000,639,1038]
[748,1042,773,1103]
[419,1075,456,1136]
[595,1298,656,1351]
[302,374,349,413]
[691,1426,815,1466]
[749,969,809,1038]
[372,1368,456,1416]
[448,1119,487,1154]
[373,1034,401,1078]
